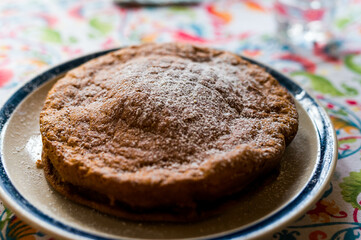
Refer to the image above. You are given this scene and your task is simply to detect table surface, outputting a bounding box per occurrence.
[0,0,361,239]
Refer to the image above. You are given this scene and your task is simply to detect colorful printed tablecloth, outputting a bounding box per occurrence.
[1,0,361,239]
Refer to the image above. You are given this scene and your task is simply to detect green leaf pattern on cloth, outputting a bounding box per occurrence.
[341,83,358,96]
[291,72,346,96]
[0,207,44,239]
[340,171,361,210]
[345,54,361,75]
[338,138,357,148]
[89,17,113,35]
[41,28,62,43]
[336,17,352,29]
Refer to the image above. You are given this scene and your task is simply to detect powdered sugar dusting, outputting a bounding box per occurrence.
[40,44,298,174]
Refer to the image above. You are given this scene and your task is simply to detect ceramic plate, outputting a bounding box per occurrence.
[0,49,337,240]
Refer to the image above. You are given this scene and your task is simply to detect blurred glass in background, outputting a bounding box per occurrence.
[275,0,337,50]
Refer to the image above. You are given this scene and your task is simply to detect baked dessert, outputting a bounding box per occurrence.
[39,43,298,221]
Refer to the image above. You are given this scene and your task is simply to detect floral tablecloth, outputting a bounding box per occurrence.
[1,0,361,239]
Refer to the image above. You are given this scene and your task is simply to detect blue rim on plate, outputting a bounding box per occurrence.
[0,49,337,240]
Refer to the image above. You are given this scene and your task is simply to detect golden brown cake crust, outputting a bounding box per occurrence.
[42,153,205,222]
[40,43,298,220]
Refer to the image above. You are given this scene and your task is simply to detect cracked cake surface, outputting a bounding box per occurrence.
[40,43,298,221]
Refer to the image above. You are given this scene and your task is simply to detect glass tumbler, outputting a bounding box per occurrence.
[275,0,337,48]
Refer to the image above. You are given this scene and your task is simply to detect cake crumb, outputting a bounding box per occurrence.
[36,159,44,169]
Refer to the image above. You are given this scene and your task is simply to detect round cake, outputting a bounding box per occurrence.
[40,43,298,221]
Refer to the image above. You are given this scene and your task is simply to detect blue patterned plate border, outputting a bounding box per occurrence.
[0,49,337,240]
